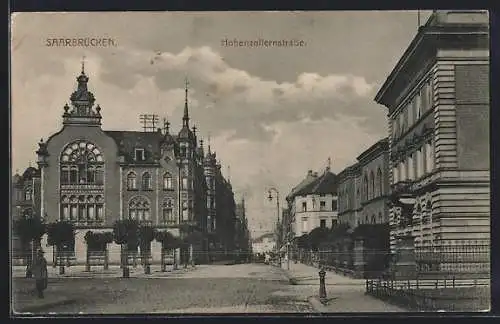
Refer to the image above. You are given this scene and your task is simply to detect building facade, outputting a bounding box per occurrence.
[27,64,237,264]
[338,138,390,229]
[374,10,490,249]
[287,167,339,238]
[234,198,251,257]
[11,167,42,264]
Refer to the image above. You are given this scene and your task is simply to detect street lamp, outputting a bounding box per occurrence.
[267,187,281,266]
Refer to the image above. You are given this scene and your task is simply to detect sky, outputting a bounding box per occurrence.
[11,10,433,238]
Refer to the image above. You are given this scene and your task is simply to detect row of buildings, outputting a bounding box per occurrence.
[11,64,251,265]
[280,10,490,260]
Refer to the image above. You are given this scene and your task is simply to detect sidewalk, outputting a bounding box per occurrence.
[281,261,407,312]
[12,264,203,279]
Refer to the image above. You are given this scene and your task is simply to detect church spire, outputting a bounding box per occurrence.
[183,77,190,128]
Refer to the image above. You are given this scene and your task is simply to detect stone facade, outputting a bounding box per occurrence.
[338,138,390,228]
[374,10,490,250]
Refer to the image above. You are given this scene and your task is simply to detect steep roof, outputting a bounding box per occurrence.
[294,171,338,197]
[286,171,319,200]
[105,130,163,164]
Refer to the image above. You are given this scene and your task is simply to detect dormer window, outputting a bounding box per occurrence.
[25,187,33,201]
[135,148,145,161]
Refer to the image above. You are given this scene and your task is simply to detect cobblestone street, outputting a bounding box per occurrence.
[12,264,316,314]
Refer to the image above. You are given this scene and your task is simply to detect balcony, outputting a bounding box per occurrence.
[60,184,104,191]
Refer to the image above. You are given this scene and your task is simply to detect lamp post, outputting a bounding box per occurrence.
[267,187,281,267]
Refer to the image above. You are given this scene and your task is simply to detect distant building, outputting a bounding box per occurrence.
[374,10,490,249]
[234,198,251,255]
[11,167,42,264]
[338,138,390,228]
[252,233,275,254]
[287,166,339,238]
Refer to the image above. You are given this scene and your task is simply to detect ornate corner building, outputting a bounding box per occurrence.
[374,10,490,250]
[13,63,240,265]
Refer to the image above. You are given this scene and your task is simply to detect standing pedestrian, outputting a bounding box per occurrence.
[32,248,48,299]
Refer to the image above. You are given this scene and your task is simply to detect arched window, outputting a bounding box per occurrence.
[60,194,104,224]
[127,172,137,190]
[25,187,33,201]
[142,172,152,190]
[363,174,368,201]
[163,172,173,190]
[369,171,375,200]
[371,215,376,224]
[128,196,151,222]
[378,212,383,223]
[162,198,175,224]
[60,140,104,185]
[377,168,383,196]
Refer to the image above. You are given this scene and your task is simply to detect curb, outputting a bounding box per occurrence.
[14,299,77,314]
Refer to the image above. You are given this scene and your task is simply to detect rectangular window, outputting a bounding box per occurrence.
[70,205,77,221]
[70,168,78,184]
[331,219,338,228]
[163,208,174,224]
[164,176,173,190]
[62,205,69,220]
[417,91,422,119]
[182,178,188,190]
[408,100,414,126]
[332,200,337,211]
[425,141,434,173]
[320,201,326,211]
[320,219,326,228]
[61,169,69,184]
[87,205,95,220]
[301,217,308,232]
[408,155,414,180]
[95,167,104,185]
[78,205,86,221]
[416,149,423,179]
[427,79,433,111]
[302,202,307,212]
[135,148,145,161]
[399,110,406,134]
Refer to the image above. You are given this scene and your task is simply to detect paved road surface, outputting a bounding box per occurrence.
[13,263,316,314]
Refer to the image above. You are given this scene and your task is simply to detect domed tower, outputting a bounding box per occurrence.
[62,58,102,127]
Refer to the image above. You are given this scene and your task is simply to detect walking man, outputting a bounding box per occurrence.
[33,249,48,298]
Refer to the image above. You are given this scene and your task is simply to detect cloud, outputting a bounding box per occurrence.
[89,46,383,142]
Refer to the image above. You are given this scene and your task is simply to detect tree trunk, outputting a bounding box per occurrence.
[143,244,151,275]
[85,248,91,272]
[59,247,65,275]
[122,245,130,278]
[173,248,178,270]
[104,249,109,270]
[160,246,165,272]
[25,240,33,278]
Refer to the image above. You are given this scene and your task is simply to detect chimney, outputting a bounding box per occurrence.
[313,172,318,177]
[308,170,313,176]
